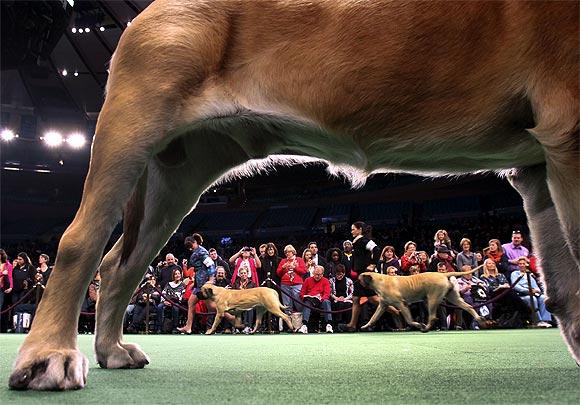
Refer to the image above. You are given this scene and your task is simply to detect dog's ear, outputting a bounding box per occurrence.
[361,274,373,286]
[205,287,213,298]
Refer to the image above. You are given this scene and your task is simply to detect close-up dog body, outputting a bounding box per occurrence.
[199,284,294,335]
[358,268,487,332]
[8,0,579,390]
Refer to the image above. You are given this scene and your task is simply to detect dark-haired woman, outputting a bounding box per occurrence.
[12,253,35,304]
[325,248,343,279]
[378,246,401,275]
[341,222,381,331]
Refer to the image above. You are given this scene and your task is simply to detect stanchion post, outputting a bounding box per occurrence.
[145,293,150,335]
[526,270,539,325]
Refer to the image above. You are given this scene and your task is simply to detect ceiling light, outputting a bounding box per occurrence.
[99,26,105,32]
[43,131,64,147]
[85,27,90,33]
[1,129,17,141]
[66,133,86,149]
[62,69,68,76]
[78,28,84,33]
[74,71,79,77]
[71,27,77,33]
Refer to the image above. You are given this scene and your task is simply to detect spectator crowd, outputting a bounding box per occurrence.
[0,217,553,335]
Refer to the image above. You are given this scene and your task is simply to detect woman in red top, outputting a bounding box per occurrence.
[276,244,306,314]
[400,241,427,274]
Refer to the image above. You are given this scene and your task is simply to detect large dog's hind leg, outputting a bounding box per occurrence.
[361,303,387,330]
[508,164,580,364]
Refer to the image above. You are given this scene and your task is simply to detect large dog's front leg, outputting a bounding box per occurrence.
[361,303,386,330]
[206,310,224,335]
[508,164,580,364]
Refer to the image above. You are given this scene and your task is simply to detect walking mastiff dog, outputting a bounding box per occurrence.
[199,283,294,334]
[8,0,579,391]
[358,267,488,332]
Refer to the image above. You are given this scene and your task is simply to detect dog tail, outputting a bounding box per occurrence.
[446,263,483,278]
[120,167,148,265]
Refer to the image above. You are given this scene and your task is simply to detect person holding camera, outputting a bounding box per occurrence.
[155,253,182,290]
[400,241,426,274]
[511,257,552,328]
[229,246,261,286]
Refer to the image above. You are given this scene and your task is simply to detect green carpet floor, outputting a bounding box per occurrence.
[1,329,578,404]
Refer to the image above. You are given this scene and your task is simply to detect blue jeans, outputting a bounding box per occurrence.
[302,297,332,324]
[520,294,552,322]
[281,284,303,313]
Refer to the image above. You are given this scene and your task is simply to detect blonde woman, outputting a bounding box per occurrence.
[481,258,529,322]
[276,245,306,315]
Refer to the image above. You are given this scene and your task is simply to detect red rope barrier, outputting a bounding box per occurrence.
[0,288,37,315]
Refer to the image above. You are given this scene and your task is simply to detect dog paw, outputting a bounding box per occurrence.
[95,342,149,369]
[9,348,88,390]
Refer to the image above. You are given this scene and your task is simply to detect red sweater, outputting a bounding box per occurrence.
[300,276,331,301]
[277,257,307,286]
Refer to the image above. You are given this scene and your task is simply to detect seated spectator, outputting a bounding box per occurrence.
[428,246,457,273]
[502,231,530,275]
[230,246,261,286]
[433,229,456,258]
[408,265,427,325]
[483,239,510,277]
[209,248,231,278]
[456,265,487,329]
[456,238,478,276]
[308,242,327,268]
[378,246,401,275]
[475,251,484,267]
[417,251,430,270]
[79,271,100,333]
[157,269,185,333]
[325,248,343,279]
[233,267,257,334]
[511,257,552,328]
[302,249,316,279]
[258,242,281,286]
[480,258,530,326]
[276,245,306,317]
[299,266,333,334]
[128,275,160,333]
[400,241,426,274]
[259,243,268,257]
[435,262,454,330]
[155,253,182,290]
[207,266,236,333]
[341,240,354,274]
[386,266,398,276]
[329,264,353,325]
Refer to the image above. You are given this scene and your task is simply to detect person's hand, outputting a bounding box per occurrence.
[250,247,257,256]
[142,294,148,300]
[337,296,344,302]
[367,264,376,271]
[5,288,12,293]
[164,301,171,306]
[182,259,188,266]
[1,269,7,276]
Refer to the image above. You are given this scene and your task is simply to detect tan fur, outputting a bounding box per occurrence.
[358,267,487,332]
[9,0,579,390]
[199,284,294,334]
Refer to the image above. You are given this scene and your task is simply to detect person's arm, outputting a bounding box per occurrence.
[294,258,307,276]
[299,279,307,300]
[7,262,14,290]
[253,255,262,268]
[345,278,354,301]
[229,249,243,264]
[322,279,331,301]
[276,259,286,277]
